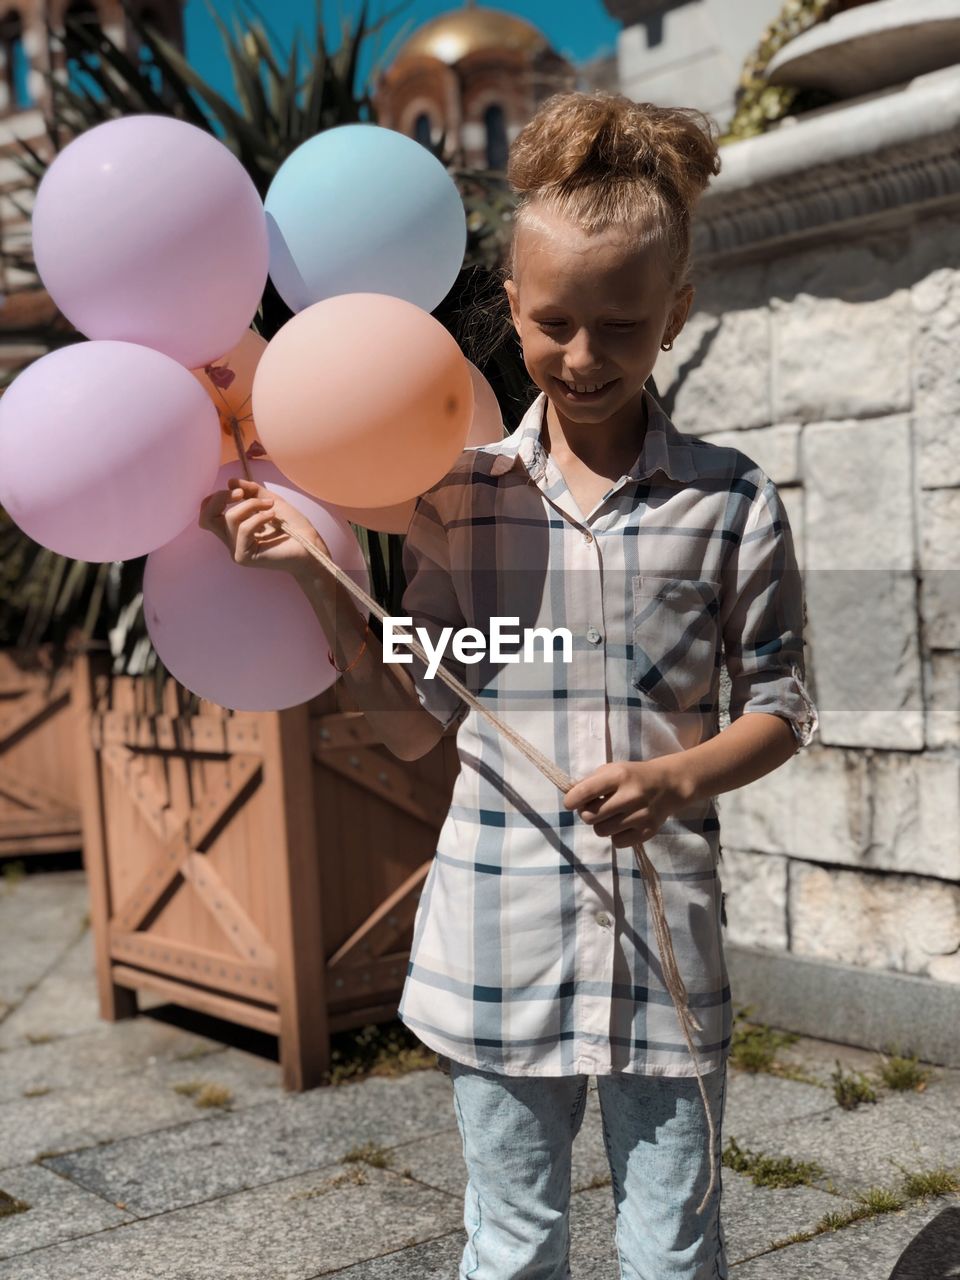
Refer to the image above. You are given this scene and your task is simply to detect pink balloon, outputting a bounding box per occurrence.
[31,116,268,369]
[144,461,370,711]
[465,361,505,447]
[0,340,220,562]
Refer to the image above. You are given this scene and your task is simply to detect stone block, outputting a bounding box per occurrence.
[920,487,960,649]
[803,417,922,748]
[867,754,960,881]
[789,862,960,978]
[773,289,912,422]
[665,305,772,432]
[697,423,801,485]
[913,265,960,420]
[718,848,788,950]
[916,416,960,489]
[781,485,805,572]
[719,746,868,863]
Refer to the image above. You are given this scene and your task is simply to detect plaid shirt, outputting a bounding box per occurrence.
[396,387,818,1077]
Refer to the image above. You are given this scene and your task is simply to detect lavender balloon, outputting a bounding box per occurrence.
[0,340,221,562]
[144,461,370,711]
[31,116,268,369]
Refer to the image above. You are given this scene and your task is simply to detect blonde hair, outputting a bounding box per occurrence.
[507,91,720,291]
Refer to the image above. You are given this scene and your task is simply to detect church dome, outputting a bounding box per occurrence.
[395,5,552,65]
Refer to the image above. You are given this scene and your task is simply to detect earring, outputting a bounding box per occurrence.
[660,338,673,352]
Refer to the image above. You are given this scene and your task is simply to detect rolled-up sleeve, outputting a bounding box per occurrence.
[399,493,470,732]
[720,476,819,749]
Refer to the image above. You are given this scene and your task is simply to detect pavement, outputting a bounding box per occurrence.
[1,861,959,1279]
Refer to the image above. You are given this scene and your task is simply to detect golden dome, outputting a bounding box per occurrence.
[395,5,552,65]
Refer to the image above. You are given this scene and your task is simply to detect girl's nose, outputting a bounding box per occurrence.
[565,329,604,374]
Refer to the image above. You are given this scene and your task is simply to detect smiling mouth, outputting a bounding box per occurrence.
[554,377,618,399]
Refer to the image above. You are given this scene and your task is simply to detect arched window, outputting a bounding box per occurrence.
[483,102,508,172]
[0,10,31,111]
[413,111,433,149]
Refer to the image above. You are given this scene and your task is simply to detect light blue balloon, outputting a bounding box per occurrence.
[264,124,467,315]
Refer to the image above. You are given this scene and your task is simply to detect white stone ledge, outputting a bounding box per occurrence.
[710,64,960,194]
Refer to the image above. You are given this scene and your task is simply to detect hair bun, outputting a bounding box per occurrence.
[508,91,720,216]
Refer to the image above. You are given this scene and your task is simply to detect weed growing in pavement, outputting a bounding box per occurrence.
[721,1136,824,1189]
[1,861,26,892]
[22,1086,51,1097]
[830,1060,878,1109]
[322,1021,437,1086]
[899,1166,960,1199]
[876,1048,933,1092]
[342,1142,393,1169]
[728,1005,821,1083]
[0,1189,29,1217]
[291,1167,368,1199]
[172,1081,234,1109]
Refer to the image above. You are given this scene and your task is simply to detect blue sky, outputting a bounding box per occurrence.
[182,1,621,105]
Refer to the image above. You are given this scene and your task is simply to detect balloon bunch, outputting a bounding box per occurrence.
[0,116,506,711]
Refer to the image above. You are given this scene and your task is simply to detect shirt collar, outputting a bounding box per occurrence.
[482,387,697,484]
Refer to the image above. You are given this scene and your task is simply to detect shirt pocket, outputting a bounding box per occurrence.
[631,575,722,711]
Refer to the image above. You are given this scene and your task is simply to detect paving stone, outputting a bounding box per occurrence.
[0,872,88,1013]
[731,1089,960,1198]
[721,1170,851,1263]
[0,1018,228,1104]
[731,1199,958,1278]
[724,1069,834,1146]
[41,1069,457,1216]
[0,1162,134,1260]
[0,928,102,1049]
[0,1165,462,1280]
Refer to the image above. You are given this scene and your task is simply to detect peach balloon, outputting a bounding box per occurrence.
[465,360,505,447]
[192,329,268,465]
[252,293,474,507]
[328,497,417,535]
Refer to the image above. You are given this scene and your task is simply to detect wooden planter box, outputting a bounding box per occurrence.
[0,647,81,857]
[72,649,460,1090]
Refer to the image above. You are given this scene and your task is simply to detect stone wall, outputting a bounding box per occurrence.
[656,71,960,993]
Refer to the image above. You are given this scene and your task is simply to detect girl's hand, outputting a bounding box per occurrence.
[198,476,328,577]
[562,759,696,848]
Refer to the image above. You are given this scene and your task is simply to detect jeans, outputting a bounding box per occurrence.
[444,1058,728,1280]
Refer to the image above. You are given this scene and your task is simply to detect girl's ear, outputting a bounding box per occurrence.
[665,284,695,345]
[503,277,522,342]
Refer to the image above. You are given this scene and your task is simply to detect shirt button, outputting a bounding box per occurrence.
[582,530,593,544]
[586,626,602,645]
[596,912,612,928]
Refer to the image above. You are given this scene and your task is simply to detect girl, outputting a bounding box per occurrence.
[200,91,818,1280]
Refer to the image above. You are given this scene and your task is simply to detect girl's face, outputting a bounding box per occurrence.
[504,208,692,427]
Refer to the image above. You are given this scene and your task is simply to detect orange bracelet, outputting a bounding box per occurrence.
[327,623,369,675]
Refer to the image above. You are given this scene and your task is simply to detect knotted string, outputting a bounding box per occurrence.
[223,431,718,1214]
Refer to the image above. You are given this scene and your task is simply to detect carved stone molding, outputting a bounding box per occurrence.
[694,127,960,262]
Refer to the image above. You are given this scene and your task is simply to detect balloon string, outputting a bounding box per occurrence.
[265,512,718,1214]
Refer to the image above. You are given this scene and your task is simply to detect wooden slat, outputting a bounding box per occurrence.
[100,743,181,845]
[0,759,76,816]
[180,852,276,966]
[0,812,81,838]
[312,712,379,751]
[0,832,81,855]
[326,1002,403,1033]
[111,964,281,1036]
[109,930,277,1004]
[111,833,191,935]
[326,951,410,1007]
[328,859,431,968]
[95,711,264,756]
[0,677,70,751]
[186,754,261,849]
[319,746,452,827]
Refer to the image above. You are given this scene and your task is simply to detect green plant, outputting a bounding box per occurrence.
[722,1136,824,1189]
[722,0,842,143]
[0,1188,30,1217]
[876,1049,932,1092]
[323,1019,437,1086]
[729,1004,799,1073]
[342,1142,393,1169]
[830,1059,878,1110]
